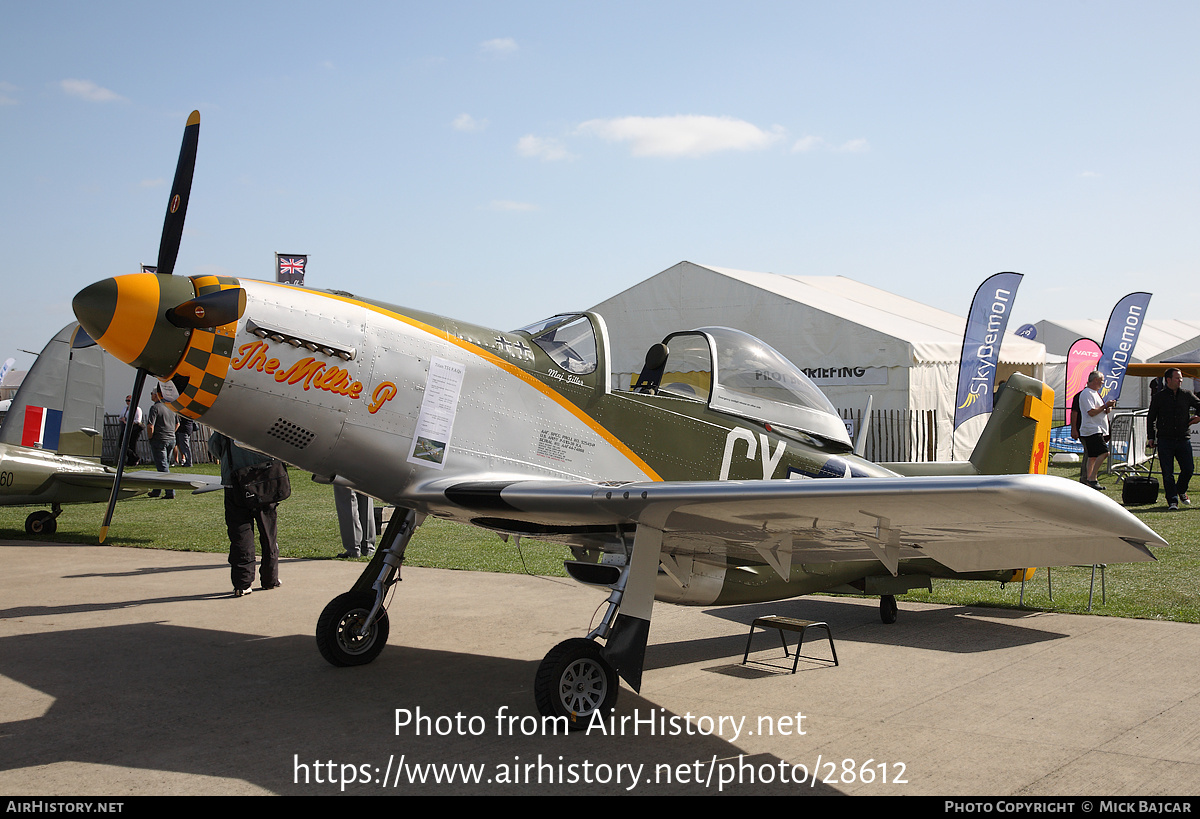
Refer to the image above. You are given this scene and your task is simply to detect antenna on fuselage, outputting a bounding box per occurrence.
[853,395,873,458]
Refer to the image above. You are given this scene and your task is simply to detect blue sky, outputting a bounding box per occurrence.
[2,1,1198,371]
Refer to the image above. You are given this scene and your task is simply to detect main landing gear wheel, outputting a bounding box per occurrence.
[25,510,57,536]
[316,591,390,667]
[880,594,898,624]
[534,638,618,728]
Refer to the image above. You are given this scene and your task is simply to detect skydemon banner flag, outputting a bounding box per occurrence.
[954,271,1023,430]
[276,254,307,286]
[1096,292,1151,402]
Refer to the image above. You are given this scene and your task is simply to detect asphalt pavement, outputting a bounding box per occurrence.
[2,539,1198,796]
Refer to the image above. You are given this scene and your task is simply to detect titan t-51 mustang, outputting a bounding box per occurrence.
[71,112,1164,725]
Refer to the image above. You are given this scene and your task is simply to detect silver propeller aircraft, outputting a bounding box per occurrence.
[71,112,1165,725]
[0,322,218,535]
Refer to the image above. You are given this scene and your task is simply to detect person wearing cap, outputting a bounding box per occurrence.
[145,387,178,499]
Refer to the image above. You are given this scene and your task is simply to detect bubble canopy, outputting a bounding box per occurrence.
[674,326,851,448]
[518,316,852,450]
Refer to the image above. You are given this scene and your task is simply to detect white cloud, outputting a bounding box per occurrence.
[481,38,518,56]
[453,113,488,132]
[139,177,166,188]
[575,115,783,158]
[489,200,538,211]
[517,134,573,161]
[791,135,824,152]
[1079,170,1101,178]
[0,82,18,105]
[59,79,125,102]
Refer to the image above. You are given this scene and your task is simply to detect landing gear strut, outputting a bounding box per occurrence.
[316,507,421,667]
[533,524,661,728]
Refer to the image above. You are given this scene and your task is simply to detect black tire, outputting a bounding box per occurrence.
[534,638,618,728]
[316,591,389,667]
[880,594,898,624]
[25,511,56,536]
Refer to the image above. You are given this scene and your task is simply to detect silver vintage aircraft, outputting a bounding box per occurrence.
[72,112,1165,725]
[0,322,219,534]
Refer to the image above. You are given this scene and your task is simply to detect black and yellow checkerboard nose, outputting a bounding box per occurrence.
[73,274,196,375]
[73,273,243,420]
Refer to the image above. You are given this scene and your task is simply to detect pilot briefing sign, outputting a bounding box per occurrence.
[954,272,1023,430]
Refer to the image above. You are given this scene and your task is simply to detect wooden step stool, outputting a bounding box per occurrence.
[742,615,838,673]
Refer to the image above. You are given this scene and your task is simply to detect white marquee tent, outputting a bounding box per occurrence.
[589,262,1045,461]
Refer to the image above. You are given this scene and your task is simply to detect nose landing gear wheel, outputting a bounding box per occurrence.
[316,591,390,666]
[534,638,618,728]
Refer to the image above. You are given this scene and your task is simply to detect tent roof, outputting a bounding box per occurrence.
[1032,319,1200,361]
[591,262,1045,368]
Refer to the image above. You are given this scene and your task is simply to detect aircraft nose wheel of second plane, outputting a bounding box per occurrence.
[534,638,618,728]
[316,591,391,667]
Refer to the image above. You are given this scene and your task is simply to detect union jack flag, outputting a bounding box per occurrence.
[276,254,307,286]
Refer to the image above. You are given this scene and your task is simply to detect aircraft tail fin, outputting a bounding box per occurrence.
[968,372,1054,476]
[0,323,106,458]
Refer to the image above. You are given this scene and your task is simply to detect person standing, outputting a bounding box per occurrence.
[334,486,376,558]
[145,388,178,499]
[174,414,194,466]
[1147,367,1200,511]
[209,431,285,596]
[1078,371,1116,490]
[119,395,143,465]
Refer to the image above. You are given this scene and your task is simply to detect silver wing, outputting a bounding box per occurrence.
[433,473,1163,574]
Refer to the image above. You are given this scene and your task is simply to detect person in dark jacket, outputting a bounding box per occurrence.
[1146,367,1200,511]
[209,432,283,596]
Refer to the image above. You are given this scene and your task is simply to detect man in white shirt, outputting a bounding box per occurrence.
[119,395,143,465]
[1078,371,1116,489]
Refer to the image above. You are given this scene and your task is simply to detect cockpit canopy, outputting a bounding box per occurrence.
[515,314,598,375]
[517,315,851,450]
[653,326,851,449]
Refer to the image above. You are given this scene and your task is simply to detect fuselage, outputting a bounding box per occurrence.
[202,281,898,505]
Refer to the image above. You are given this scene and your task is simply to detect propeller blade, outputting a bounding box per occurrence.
[155,110,201,277]
[166,288,247,329]
[100,368,147,543]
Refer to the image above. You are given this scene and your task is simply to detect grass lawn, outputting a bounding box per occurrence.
[2,460,1194,622]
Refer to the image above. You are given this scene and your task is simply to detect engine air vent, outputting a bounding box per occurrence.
[268,418,316,449]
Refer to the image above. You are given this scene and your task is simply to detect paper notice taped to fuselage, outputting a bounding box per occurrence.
[407,357,465,470]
